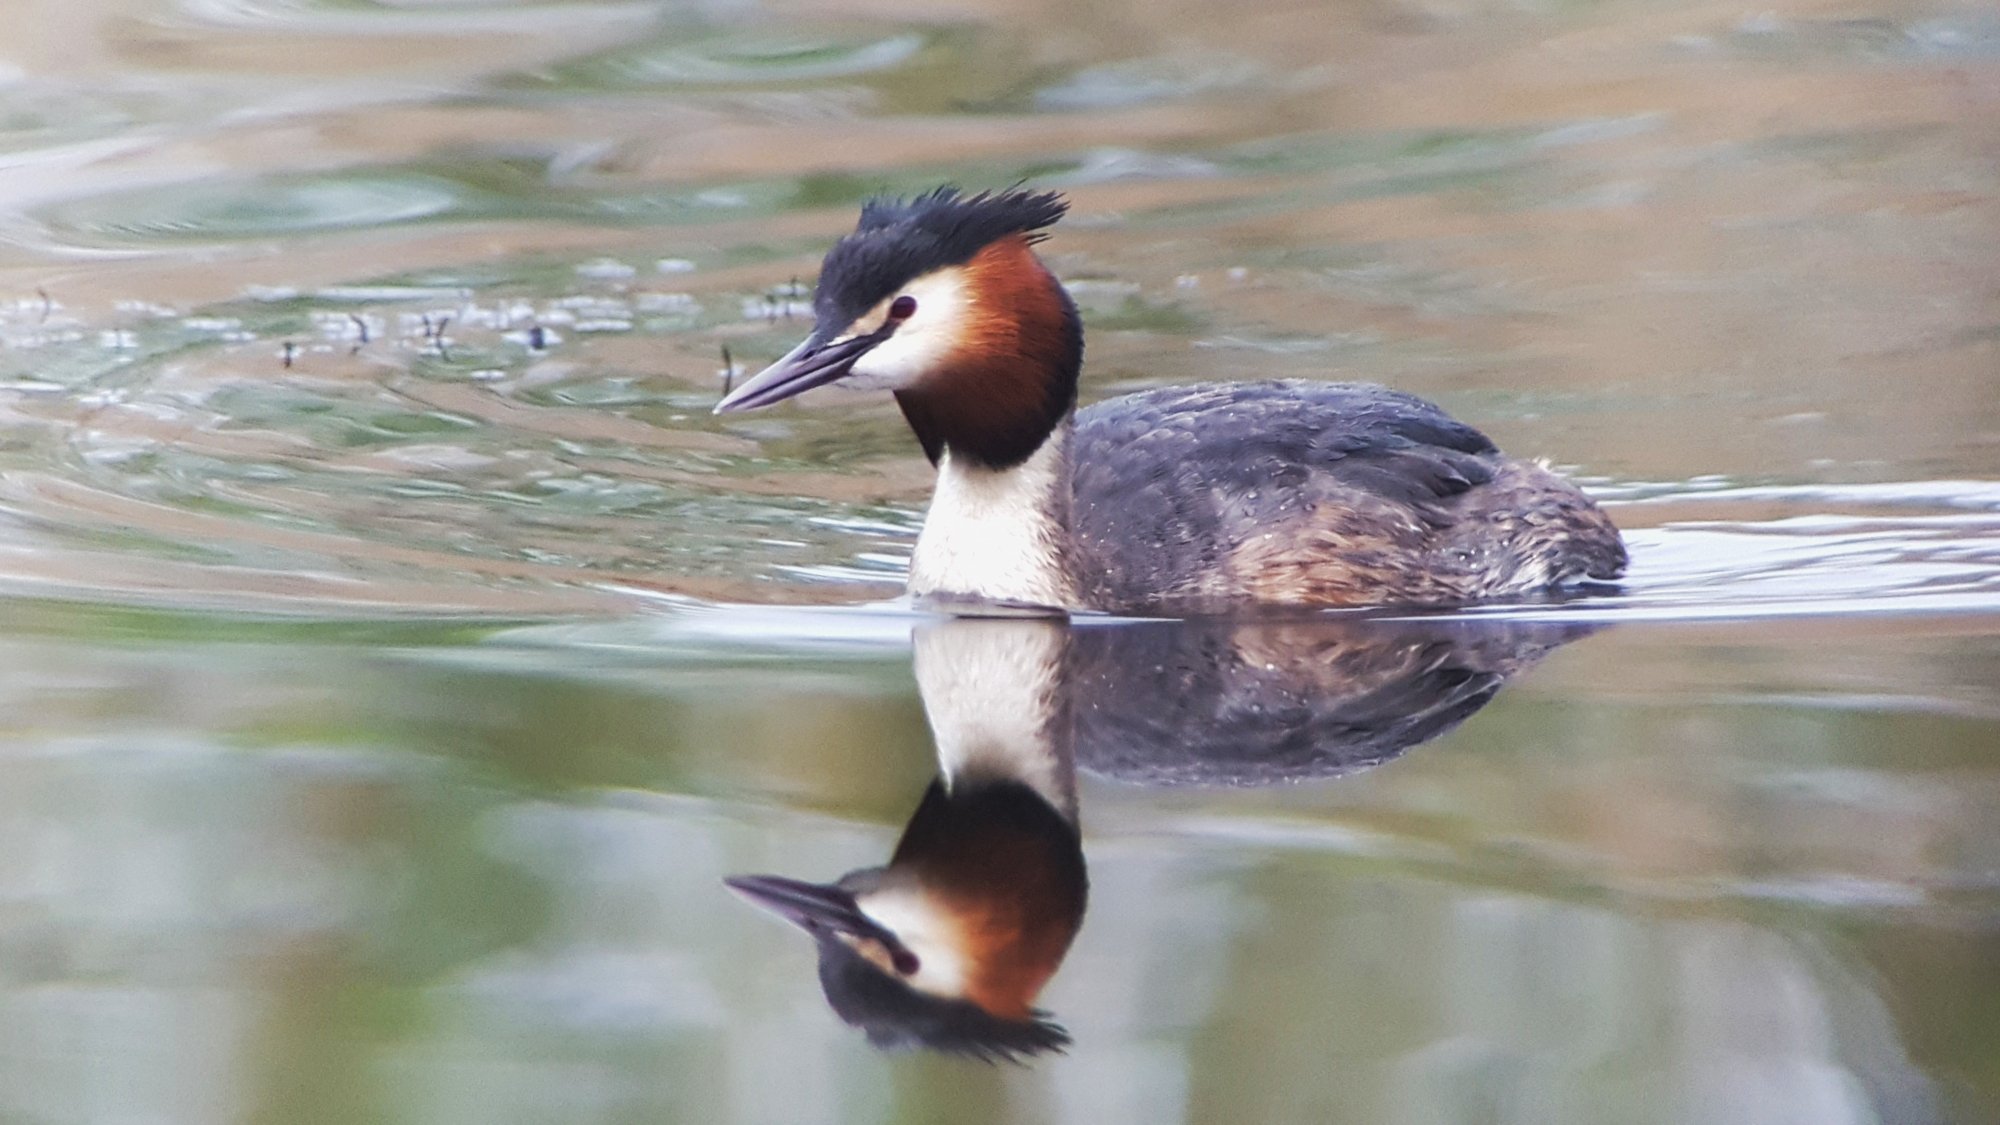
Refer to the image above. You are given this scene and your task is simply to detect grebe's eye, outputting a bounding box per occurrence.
[891,948,920,975]
[888,295,917,321]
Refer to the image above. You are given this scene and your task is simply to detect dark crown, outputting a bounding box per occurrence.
[813,187,1069,330]
[816,942,1071,1063]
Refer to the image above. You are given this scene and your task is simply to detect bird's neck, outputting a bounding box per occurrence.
[907,417,1076,612]
[891,238,1082,470]
[898,247,1083,612]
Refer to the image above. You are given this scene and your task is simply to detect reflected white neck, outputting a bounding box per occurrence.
[907,427,1073,612]
[912,620,1076,824]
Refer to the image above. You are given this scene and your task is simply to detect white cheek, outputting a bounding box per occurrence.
[847,327,955,390]
[845,271,970,391]
[861,888,970,999]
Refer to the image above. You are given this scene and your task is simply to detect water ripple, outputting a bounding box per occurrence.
[42,175,466,243]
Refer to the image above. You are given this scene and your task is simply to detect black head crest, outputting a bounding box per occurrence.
[815,942,1072,1063]
[854,186,1068,240]
[813,186,1069,330]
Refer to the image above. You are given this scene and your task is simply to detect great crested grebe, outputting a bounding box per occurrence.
[714,187,1626,614]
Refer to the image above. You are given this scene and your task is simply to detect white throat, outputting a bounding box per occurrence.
[907,428,1073,611]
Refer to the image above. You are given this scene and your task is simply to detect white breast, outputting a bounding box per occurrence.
[907,435,1073,611]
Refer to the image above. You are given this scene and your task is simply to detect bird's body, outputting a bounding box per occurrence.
[1070,381,1625,613]
[716,188,1625,614]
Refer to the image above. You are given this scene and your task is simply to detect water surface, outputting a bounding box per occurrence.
[0,0,1996,1118]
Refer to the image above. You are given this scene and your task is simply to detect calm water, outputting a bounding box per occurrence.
[0,0,1997,1118]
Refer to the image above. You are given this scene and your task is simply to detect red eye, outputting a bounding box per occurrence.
[891,949,920,975]
[888,295,917,321]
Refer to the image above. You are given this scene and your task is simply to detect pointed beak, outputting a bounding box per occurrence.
[714,331,880,414]
[725,874,886,941]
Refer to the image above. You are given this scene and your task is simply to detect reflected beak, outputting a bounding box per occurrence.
[725,874,888,943]
[714,332,880,413]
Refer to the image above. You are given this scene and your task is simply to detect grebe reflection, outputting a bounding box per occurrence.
[729,621,1086,1061]
[728,615,1594,1059]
